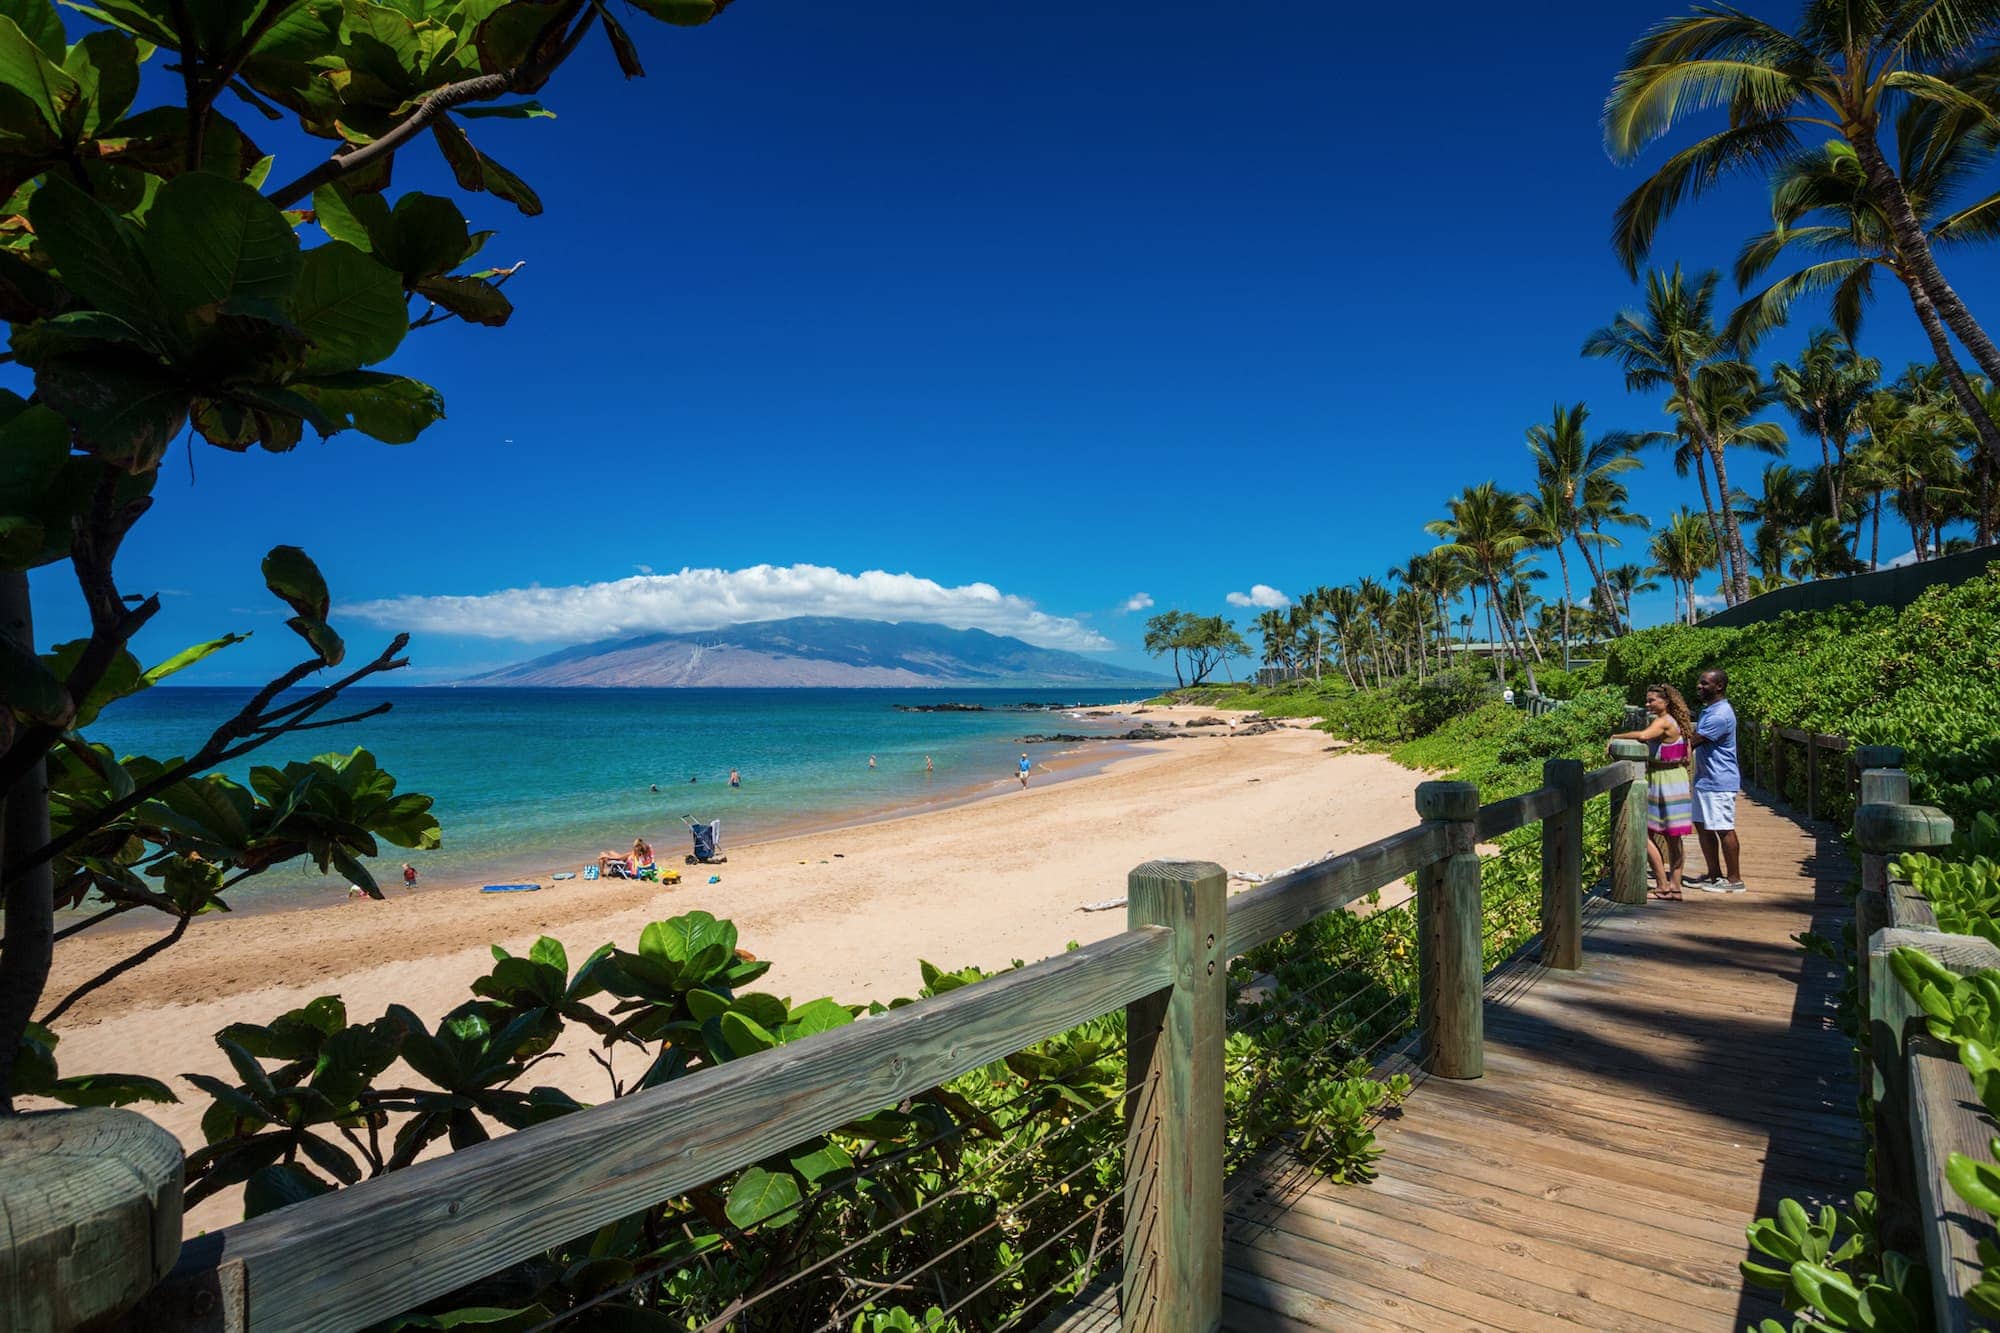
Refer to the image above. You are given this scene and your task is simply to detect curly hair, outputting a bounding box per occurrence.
[1646,683,1695,747]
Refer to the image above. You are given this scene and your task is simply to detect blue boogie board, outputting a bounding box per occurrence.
[480,883,543,894]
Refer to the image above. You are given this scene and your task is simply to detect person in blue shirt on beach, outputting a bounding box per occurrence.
[1018,753,1032,789]
[1690,668,1746,893]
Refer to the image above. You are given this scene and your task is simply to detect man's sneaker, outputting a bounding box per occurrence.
[1685,873,1723,888]
[1697,879,1747,894]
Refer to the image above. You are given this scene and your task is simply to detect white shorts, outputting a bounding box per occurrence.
[1694,789,1737,831]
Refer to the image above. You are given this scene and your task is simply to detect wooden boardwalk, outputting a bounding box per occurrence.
[1057,793,1861,1331]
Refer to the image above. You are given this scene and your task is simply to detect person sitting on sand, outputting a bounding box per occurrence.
[598,838,655,878]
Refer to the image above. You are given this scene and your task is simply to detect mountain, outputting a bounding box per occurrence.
[455,618,1167,688]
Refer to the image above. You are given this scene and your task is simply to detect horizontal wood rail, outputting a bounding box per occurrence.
[124,754,1647,1333]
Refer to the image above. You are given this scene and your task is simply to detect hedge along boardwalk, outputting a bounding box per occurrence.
[1053,793,1859,1331]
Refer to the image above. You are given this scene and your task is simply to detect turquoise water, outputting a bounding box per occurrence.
[87,687,1144,902]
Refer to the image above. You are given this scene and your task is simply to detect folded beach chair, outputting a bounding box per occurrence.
[681,816,726,865]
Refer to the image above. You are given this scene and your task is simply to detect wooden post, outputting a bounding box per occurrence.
[1771,724,1790,807]
[1853,778,1911,1013]
[1123,860,1225,1333]
[1867,926,1998,1259]
[1804,734,1820,823]
[1607,740,1649,906]
[1541,759,1584,970]
[0,1108,184,1332]
[1416,781,1481,1079]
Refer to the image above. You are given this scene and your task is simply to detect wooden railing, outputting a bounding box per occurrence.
[109,750,1650,1333]
[1847,752,1997,1333]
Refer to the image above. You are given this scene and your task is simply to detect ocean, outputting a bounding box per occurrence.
[84,687,1148,905]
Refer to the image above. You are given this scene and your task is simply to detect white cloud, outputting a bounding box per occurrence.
[349,563,1113,651]
[634,563,654,575]
[1225,584,1290,609]
[1691,592,1728,612]
[1120,593,1155,613]
[1882,549,1920,569]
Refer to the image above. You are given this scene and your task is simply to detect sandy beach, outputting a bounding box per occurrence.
[38,705,1431,1230]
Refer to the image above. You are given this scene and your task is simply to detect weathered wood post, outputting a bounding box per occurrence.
[1771,724,1790,806]
[1808,732,1824,816]
[1541,759,1585,970]
[1852,768,1913,1012]
[1607,740,1649,907]
[1416,781,1481,1079]
[1123,860,1225,1333]
[0,1108,184,1331]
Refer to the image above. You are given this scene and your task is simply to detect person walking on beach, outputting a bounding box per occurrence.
[1690,668,1746,892]
[1611,685,1695,900]
[1018,753,1032,789]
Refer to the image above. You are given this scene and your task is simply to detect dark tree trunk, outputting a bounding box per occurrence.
[1898,265,2000,472]
[1690,452,1729,603]
[1676,379,1749,603]
[0,571,53,1112]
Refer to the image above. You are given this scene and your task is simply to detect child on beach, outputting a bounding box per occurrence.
[402,863,417,891]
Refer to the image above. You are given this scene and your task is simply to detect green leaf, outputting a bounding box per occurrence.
[26,175,167,332]
[61,29,138,135]
[2,630,69,724]
[46,1069,178,1106]
[0,13,76,129]
[145,171,302,311]
[261,544,328,618]
[528,936,567,972]
[457,100,553,119]
[626,0,718,26]
[1949,1151,2000,1217]
[722,1166,801,1230]
[2,0,64,60]
[382,192,469,282]
[142,632,248,686]
[292,370,445,444]
[718,1010,775,1058]
[430,115,542,216]
[287,241,407,373]
[414,274,511,326]
[285,614,345,666]
[782,998,853,1040]
[310,183,391,254]
[242,1162,334,1218]
[25,348,188,467]
[0,401,80,568]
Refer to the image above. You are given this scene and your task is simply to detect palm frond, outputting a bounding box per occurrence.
[1726,256,1875,347]
[1612,120,1803,273]
[1931,185,2000,241]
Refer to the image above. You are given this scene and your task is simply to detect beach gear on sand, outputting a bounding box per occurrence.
[681,815,727,865]
[662,867,681,884]
[584,865,600,881]
[553,871,577,881]
[708,874,721,884]
[481,883,543,894]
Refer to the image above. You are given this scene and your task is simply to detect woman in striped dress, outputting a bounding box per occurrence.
[1612,684,1695,900]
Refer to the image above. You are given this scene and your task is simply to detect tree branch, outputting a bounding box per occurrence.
[52,900,137,943]
[264,1,595,209]
[37,911,191,1025]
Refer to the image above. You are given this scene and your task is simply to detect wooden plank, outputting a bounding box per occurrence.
[1909,1044,1997,1333]
[1223,822,1451,958]
[1123,861,1225,1333]
[1890,880,1939,932]
[1416,783,1481,1079]
[149,924,1178,1332]
[1582,758,1643,800]
[1541,759,1584,970]
[1476,785,1564,841]
[1221,1253,1428,1332]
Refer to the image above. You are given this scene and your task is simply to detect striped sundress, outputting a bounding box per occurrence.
[1647,734,1694,837]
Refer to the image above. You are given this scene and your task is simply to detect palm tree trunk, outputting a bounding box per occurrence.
[1872,492,1883,570]
[1705,440,1752,604]
[1689,452,1729,601]
[1854,130,2000,394]
[1553,545,1574,670]
[1480,588,1501,683]
[1816,427,1838,523]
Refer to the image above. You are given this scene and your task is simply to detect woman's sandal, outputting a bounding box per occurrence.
[1648,886,1683,901]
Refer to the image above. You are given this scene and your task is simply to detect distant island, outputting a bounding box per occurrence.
[453,617,1169,688]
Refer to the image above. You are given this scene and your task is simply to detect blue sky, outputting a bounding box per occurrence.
[24,0,2000,679]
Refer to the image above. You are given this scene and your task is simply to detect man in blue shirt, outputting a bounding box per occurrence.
[1690,668,1745,892]
[1018,753,1032,789]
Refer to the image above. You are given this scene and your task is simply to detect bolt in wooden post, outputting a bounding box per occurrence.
[1541,759,1585,970]
[1606,740,1649,906]
[1416,781,1482,1079]
[1122,860,1225,1333]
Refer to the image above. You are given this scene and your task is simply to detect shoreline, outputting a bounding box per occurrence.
[40,707,1420,1231]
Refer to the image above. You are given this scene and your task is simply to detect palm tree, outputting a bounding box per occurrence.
[1741,461,1818,584]
[1729,111,2000,473]
[1254,608,1293,678]
[1768,331,1882,523]
[1321,586,1365,690]
[1583,266,1757,603]
[1524,401,1644,634]
[1427,482,1533,685]
[1604,562,1659,633]
[1866,367,1972,560]
[1603,1,2000,391]
[1299,585,1334,682]
[1789,515,1868,581]
[1520,482,1577,669]
[1355,577,1394,686]
[1649,508,1718,625]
